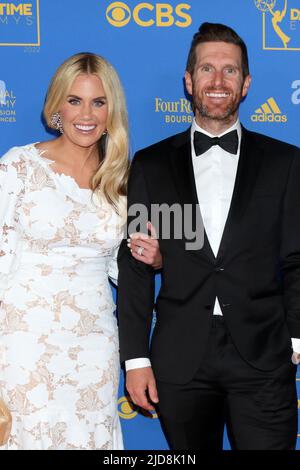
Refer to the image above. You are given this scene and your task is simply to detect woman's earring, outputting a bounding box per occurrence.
[50,112,64,134]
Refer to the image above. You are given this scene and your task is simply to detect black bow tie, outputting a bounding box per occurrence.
[194,129,239,156]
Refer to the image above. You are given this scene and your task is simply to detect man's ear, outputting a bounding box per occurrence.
[185,71,193,96]
[242,74,251,98]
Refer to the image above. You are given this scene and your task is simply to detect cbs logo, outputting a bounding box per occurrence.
[106,2,192,28]
[118,396,159,419]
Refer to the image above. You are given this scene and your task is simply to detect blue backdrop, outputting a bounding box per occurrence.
[0,0,299,450]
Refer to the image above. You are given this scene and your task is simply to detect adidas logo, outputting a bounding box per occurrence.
[251,97,287,123]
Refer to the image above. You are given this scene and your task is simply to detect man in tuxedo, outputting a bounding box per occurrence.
[117,22,300,450]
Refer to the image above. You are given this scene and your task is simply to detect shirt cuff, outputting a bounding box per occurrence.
[291,338,300,365]
[291,337,300,354]
[125,358,151,371]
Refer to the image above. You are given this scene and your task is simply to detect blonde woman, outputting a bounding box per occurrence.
[0,53,161,450]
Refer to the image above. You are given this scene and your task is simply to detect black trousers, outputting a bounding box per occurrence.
[156,316,298,450]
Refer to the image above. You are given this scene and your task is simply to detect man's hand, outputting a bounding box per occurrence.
[126,367,159,411]
[128,222,162,269]
[292,351,300,365]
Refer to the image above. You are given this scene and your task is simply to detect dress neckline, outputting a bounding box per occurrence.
[31,143,93,192]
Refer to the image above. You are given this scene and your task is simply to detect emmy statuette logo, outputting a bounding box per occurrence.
[254,0,300,50]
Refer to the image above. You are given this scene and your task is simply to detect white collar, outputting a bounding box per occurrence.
[191,118,242,142]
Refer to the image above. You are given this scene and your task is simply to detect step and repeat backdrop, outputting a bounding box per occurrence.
[0,0,299,450]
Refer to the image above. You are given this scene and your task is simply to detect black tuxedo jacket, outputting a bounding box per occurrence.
[117,126,300,384]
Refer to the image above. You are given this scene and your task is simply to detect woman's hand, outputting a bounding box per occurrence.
[128,222,162,269]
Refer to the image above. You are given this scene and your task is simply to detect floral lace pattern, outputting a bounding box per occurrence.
[0,144,124,450]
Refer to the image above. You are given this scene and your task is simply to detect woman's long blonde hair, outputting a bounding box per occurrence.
[43,52,129,216]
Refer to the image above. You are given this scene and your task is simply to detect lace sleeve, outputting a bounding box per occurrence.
[0,148,26,299]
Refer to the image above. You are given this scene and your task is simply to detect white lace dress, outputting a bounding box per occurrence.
[0,144,124,450]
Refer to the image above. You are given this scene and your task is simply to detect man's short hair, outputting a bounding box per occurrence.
[186,22,250,79]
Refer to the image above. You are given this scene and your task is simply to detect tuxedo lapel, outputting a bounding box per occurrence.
[169,130,197,206]
[216,126,264,261]
[168,130,215,260]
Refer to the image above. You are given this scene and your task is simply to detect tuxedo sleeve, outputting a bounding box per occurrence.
[117,154,155,363]
[281,148,300,339]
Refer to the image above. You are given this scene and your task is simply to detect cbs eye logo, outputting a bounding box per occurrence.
[106,2,131,27]
[118,396,138,419]
[106,2,192,28]
[118,396,159,419]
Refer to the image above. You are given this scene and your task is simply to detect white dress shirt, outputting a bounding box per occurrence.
[191,119,240,315]
[126,118,300,370]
